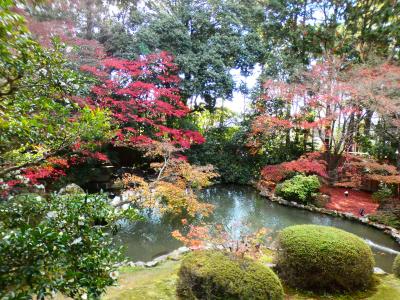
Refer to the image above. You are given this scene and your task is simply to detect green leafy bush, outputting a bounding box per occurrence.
[368,212,400,229]
[188,126,270,185]
[276,225,374,293]
[372,183,394,203]
[0,192,138,299]
[393,254,400,278]
[275,174,320,203]
[177,250,284,300]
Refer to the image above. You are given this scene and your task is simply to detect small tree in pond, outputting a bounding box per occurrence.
[172,220,269,259]
[115,141,218,217]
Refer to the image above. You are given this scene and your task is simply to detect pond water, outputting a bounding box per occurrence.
[116,185,400,272]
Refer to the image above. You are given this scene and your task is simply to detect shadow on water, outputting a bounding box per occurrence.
[115,184,400,272]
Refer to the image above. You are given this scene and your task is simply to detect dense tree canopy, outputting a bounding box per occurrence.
[100,0,267,109]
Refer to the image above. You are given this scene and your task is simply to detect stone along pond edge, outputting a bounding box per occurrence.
[258,188,400,246]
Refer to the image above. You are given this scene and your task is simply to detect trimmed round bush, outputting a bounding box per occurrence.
[276,225,374,293]
[275,174,320,204]
[393,254,400,277]
[177,250,284,300]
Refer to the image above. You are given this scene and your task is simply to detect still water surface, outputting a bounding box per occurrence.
[116,185,400,272]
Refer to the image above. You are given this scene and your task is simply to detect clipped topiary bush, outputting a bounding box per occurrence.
[275,174,320,204]
[177,250,284,300]
[276,225,374,293]
[393,254,400,278]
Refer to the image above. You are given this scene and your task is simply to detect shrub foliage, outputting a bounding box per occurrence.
[393,254,400,278]
[275,174,320,204]
[177,250,284,300]
[276,225,374,293]
[0,192,136,299]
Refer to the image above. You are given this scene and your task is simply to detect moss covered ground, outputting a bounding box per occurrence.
[103,260,180,300]
[99,251,400,300]
[57,251,400,299]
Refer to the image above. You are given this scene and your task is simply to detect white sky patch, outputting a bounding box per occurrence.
[216,64,262,114]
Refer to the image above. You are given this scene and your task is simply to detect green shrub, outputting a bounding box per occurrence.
[372,183,394,203]
[275,174,320,204]
[177,250,284,300]
[368,212,400,229]
[393,254,400,278]
[276,225,374,293]
[0,192,139,299]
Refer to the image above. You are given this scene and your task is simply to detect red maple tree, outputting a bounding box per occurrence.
[250,59,365,181]
[82,52,205,149]
[259,152,328,188]
[15,2,105,66]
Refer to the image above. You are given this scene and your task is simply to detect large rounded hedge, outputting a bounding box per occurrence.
[177,250,284,300]
[393,254,400,277]
[276,225,374,293]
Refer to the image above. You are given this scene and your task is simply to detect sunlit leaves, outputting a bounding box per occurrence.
[0,192,136,299]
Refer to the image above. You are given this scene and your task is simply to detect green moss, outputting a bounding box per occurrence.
[368,275,400,300]
[177,250,284,300]
[276,225,375,293]
[393,254,400,278]
[53,256,400,299]
[103,260,180,300]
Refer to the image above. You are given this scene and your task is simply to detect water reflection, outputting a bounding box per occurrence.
[116,185,400,272]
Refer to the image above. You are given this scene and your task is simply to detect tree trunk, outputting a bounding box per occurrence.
[364,110,373,137]
[85,0,95,40]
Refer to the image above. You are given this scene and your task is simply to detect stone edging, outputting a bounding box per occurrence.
[258,189,400,245]
[118,246,190,268]
[119,242,388,275]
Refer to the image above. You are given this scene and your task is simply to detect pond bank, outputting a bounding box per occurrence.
[257,186,400,246]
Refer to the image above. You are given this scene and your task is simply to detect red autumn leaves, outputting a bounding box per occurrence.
[82,51,205,149]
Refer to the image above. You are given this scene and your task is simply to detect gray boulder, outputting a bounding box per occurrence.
[58,183,85,195]
[373,267,387,275]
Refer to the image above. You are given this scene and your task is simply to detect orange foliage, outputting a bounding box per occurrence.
[172,221,270,259]
[335,154,400,188]
[114,143,218,217]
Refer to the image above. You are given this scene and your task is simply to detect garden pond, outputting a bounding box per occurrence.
[116,185,400,272]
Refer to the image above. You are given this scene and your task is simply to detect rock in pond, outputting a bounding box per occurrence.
[134,261,145,268]
[374,267,387,275]
[145,260,159,268]
[58,183,85,195]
